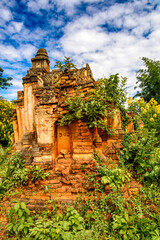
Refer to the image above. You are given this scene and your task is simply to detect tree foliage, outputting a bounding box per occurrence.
[59,74,127,132]
[124,97,160,182]
[97,73,127,109]
[54,56,76,72]
[0,97,15,146]
[0,67,12,90]
[134,57,160,103]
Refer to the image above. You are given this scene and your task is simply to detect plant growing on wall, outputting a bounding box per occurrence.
[54,56,77,72]
[0,152,50,200]
[58,86,112,132]
[59,74,127,133]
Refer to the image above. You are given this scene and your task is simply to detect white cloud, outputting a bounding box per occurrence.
[61,28,108,54]
[26,0,108,15]
[51,0,160,97]
[0,45,21,61]
[0,8,12,21]
[10,27,49,46]
[50,17,65,27]
[19,44,37,61]
[1,0,160,100]
[7,21,24,34]
[49,49,64,61]
[27,0,50,13]
[0,44,37,62]
[52,0,80,15]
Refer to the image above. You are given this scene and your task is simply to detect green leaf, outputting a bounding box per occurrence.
[62,221,70,230]
[18,224,24,232]
[120,229,126,235]
[18,209,23,218]
[24,227,28,235]
[77,224,83,230]
[25,208,30,215]
[121,218,127,224]
[21,202,27,210]
[124,211,129,222]
[21,216,25,223]
[14,202,20,211]
[6,223,13,231]
[101,176,110,184]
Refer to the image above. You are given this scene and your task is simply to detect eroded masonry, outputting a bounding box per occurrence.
[12,48,134,202]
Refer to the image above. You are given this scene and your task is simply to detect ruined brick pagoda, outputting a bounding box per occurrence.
[12,48,132,202]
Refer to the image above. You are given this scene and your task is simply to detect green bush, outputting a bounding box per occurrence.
[7,203,86,240]
[0,98,14,146]
[120,128,160,183]
[88,150,131,191]
[29,165,50,182]
[59,74,127,133]
[7,201,33,238]
[0,152,50,200]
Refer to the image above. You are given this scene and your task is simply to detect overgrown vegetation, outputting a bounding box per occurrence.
[0,152,49,200]
[5,183,160,240]
[120,128,160,183]
[59,74,127,133]
[87,150,131,192]
[134,57,160,103]
[0,97,15,146]
[122,97,160,184]
[2,127,159,240]
[54,56,77,72]
[0,59,160,239]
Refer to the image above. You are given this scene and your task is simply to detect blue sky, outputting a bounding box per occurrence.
[0,0,160,100]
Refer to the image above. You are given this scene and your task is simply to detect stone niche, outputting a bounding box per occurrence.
[12,48,131,202]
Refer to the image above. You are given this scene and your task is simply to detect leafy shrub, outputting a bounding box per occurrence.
[29,165,50,182]
[97,73,127,109]
[123,97,160,183]
[7,201,33,238]
[59,74,127,133]
[7,203,85,240]
[90,150,131,191]
[128,97,160,136]
[101,167,131,190]
[112,211,139,239]
[63,207,84,231]
[0,97,14,146]
[0,153,50,200]
[0,153,29,196]
[120,128,160,183]
[6,153,26,176]
[5,185,160,240]
[0,145,11,166]
[0,152,29,199]
[59,86,113,132]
